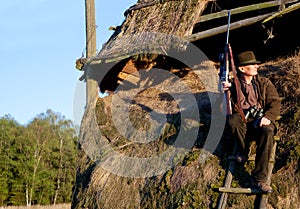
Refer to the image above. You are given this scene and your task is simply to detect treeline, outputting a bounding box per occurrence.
[0,110,78,207]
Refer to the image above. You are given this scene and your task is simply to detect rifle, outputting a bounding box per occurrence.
[219,10,232,115]
[218,10,246,121]
[217,10,246,209]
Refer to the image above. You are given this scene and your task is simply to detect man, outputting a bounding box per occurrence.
[222,51,281,193]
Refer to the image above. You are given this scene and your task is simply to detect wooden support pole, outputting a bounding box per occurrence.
[85,0,98,106]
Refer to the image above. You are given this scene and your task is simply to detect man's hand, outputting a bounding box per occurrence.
[221,81,232,92]
[260,117,271,126]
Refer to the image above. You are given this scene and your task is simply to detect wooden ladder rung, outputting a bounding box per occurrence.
[219,187,261,194]
[247,156,275,162]
[228,155,275,162]
[217,135,279,208]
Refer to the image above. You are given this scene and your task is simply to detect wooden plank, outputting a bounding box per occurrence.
[196,0,283,23]
[219,187,261,194]
[263,2,300,23]
[196,0,299,23]
[247,156,276,162]
[186,13,274,42]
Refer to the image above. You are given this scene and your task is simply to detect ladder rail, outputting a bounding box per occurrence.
[217,136,279,209]
[217,140,239,209]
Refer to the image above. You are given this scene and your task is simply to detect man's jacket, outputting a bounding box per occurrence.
[230,74,282,123]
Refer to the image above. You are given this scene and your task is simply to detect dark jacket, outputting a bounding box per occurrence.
[230,74,281,123]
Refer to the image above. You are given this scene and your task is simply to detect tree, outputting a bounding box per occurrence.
[0,110,78,207]
[25,110,78,205]
[0,115,21,205]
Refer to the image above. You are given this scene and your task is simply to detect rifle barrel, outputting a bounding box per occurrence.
[226,10,231,44]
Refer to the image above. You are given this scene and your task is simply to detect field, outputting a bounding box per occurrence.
[0,204,70,209]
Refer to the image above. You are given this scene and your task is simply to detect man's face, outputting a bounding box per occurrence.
[238,64,259,76]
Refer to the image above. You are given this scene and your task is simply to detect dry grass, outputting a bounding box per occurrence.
[98,0,209,60]
[0,204,70,209]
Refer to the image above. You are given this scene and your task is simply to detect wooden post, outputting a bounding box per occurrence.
[85,0,98,106]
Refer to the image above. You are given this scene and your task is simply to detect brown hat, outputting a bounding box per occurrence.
[237,51,261,66]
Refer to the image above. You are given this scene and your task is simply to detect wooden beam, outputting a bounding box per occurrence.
[196,0,298,23]
[219,187,261,194]
[186,13,274,42]
[263,2,300,23]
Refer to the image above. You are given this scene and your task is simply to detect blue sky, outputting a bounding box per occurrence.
[0,0,137,125]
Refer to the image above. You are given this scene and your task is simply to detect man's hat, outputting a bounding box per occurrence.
[237,51,261,66]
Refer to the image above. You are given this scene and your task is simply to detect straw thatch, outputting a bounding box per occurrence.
[88,0,300,64]
[95,0,210,62]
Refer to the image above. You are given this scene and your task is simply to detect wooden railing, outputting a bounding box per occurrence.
[185,0,300,42]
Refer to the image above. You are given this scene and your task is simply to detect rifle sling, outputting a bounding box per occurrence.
[228,44,247,122]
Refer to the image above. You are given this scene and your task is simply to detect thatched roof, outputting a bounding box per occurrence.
[91,0,300,64]
[94,0,210,62]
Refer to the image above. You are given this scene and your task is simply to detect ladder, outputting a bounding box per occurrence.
[217,135,280,209]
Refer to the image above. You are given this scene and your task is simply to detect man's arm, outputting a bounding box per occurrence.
[263,80,282,123]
